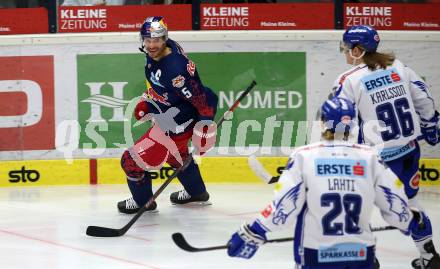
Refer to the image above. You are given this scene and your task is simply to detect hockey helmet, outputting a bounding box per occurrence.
[321,97,355,133]
[140,16,168,40]
[341,25,380,53]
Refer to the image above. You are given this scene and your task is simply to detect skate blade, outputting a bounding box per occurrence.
[171,201,212,207]
[118,209,159,215]
[145,209,159,213]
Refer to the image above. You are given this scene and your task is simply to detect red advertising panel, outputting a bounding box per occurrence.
[201,3,334,30]
[58,5,191,33]
[0,8,48,35]
[344,3,440,30]
[0,56,55,151]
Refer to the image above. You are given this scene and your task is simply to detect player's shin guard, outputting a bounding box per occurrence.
[170,158,210,205]
[119,151,156,214]
[176,158,206,195]
[118,173,156,214]
[127,172,153,206]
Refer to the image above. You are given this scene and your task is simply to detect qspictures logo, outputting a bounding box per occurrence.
[0,56,55,151]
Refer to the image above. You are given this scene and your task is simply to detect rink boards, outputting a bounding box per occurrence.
[0,157,439,187]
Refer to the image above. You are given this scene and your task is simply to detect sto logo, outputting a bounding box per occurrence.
[419,164,439,182]
[9,166,40,183]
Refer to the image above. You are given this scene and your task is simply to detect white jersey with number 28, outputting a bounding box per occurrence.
[255,141,413,265]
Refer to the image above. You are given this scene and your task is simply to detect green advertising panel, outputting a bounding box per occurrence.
[77,54,147,150]
[191,52,306,149]
[77,52,306,151]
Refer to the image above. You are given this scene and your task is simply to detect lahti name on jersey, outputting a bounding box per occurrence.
[315,158,366,192]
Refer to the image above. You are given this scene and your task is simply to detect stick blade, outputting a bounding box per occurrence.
[248,155,272,183]
[172,233,199,252]
[86,226,123,237]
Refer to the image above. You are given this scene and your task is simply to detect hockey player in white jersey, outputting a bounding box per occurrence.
[227,97,440,269]
[333,25,440,269]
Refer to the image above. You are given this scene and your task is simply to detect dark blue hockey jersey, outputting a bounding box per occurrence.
[143,39,218,136]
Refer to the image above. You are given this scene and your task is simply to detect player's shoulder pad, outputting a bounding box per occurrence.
[351,142,374,151]
[290,142,324,156]
[392,58,404,68]
[168,54,188,72]
[167,39,184,54]
[167,39,191,65]
[337,65,367,85]
[168,52,196,79]
[395,59,413,75]
[284,143,323,171]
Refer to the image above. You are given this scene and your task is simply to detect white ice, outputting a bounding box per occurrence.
[0,184,439,269]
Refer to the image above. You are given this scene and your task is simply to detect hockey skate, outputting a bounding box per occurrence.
[412,241,440,269]
[117,197,158,214]
[170,190,211,205]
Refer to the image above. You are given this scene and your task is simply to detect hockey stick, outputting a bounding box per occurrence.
[249,134,428,185]
[248,155,279,184]
[86,80,257,237]
[171,232,293,252]
[172,225,397,253]
[371,225,397,232]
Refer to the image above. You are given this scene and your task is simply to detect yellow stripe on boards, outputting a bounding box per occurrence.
[0,159,89,187]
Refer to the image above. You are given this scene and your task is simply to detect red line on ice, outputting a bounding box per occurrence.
[0,228,161,269]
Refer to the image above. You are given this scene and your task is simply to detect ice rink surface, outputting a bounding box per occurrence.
[1,184,439,269]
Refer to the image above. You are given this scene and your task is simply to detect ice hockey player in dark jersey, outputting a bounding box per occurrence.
[117,16,218,214]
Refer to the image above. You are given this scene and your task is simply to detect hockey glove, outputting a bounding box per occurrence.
[134,93,150,121]
[227,222,266,259]
[409,210,433,242]
[192,120,217,156]
[420,111,439,146]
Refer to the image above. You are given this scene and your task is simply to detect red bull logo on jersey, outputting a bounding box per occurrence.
[361,68,402,91]
[172,75,185,88]
[145,80,171,106]
[318,243,368,263]
[315,158,367,178]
